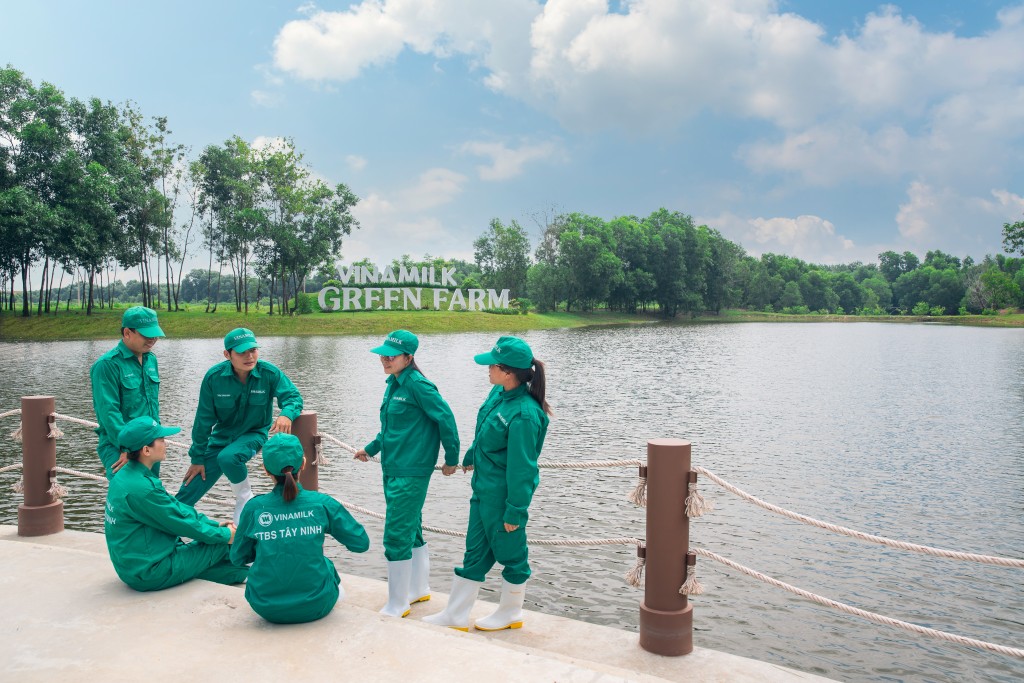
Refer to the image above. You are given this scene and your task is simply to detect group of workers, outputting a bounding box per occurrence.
[92,306,551,630]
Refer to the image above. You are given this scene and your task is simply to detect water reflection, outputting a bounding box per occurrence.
[1,322,1023,683]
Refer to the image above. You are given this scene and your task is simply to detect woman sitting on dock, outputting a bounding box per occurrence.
[231,433,370,624]
[103,416,249,592]
[423,336,551,632]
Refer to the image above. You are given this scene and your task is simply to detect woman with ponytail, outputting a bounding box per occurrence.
[232,433,369,624]
[423,336,551,632]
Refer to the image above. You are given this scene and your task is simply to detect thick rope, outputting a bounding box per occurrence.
[0,409,22,419]
[0,464,23,474]
[694,466,1024,568]
[693,547,1024,659]
[51,412,99,429]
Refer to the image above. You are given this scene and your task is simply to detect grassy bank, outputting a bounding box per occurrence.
[0,307,656,341]
[2,306,1022,341]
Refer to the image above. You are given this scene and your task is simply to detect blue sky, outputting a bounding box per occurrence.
[4,0,1023,274]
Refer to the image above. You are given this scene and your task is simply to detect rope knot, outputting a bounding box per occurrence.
[47,414,65,440]
[627,465,648,507]
[624,544,646,588]
[679,553,703,595]
[684,471,713,518]
[313,434,329,466]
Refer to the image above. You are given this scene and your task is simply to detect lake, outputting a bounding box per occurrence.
[1,321,1022,682]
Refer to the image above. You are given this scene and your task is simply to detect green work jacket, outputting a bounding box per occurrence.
[104,460,230,590]
[231,485,370,623]
[189,360,303,464]
[363,368,460,477]
[461,384,548,527]
[90,341,160,459]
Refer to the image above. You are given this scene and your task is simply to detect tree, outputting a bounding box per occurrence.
[474,218,531,297]
[1004,215,1024,257]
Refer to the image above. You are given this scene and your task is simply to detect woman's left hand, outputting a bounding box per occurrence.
[441,465,458,476]
[503,523,519,532]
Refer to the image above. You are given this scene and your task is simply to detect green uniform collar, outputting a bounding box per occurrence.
[115,340,148,361]
[500,384,530,401]
[386,367,414,387]
[215,358,264,381]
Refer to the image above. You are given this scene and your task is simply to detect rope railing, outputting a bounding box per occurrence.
[691,547,1024,660]
[692,465,1024,569]
[6,406,1022,660]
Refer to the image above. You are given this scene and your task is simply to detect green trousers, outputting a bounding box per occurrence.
[175,434,264,506]
[248,577,340,625]
[382,475,430,561]
[454,495,530,585]
[124,540,249,592]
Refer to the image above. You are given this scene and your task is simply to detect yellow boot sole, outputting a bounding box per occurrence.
[475,621,523,631]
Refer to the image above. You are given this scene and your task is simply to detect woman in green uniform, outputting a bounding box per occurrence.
[104,416,248,592]
[423,336,550,632]
[353,330,460,618]
[176,328,303,524]
[231,434,369,624]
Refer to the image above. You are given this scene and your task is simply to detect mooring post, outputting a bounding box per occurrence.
[293,410,319,491]
[639,438,693,656]
[18,396,64,536]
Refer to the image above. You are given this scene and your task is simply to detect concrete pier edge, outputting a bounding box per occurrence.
[0,526,836,682]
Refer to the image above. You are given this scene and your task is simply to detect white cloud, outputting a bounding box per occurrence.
[250,136,291,154]
[250,90,283,108]
[460,140,560,180]
[399,168,468,211]
[345,154,368,172]
[896,183,1022,249]
[704,211,858,263]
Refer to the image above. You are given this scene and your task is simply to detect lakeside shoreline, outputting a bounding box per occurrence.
[1,307,1022,341]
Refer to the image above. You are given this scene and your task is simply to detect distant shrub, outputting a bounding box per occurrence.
[911,301,930,316]
[929,305,945,316]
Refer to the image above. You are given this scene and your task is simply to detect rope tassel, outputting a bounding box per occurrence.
[679,553,703,595]
[627,465,648,507]
[47,414,64,439]
[684,471,713,518]
[625,545,646,588]
[13,478,24,494]
[313,435,329,466]
[10,423,23,442]
[47,467,67,500]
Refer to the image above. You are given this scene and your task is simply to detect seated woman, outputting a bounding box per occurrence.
[231,433,370,624]
[104,416,249,592]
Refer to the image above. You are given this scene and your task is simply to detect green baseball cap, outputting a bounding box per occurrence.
[262,433,304,476]
[474,336,534,369]
[370,329,418,356]
[118,416,180,452]
[224,328,260,353]
[121,306,165,338]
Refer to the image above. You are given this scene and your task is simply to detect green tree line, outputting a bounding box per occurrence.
[0,65,359,317]
[472,210,1024,316]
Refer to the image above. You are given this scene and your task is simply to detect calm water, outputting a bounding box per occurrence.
[1,322,1022,683]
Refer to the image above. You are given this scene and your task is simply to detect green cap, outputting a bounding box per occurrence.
[118,416,180,452]
[474,336,534,369]
[370,329,418,356]
[121,306,165,338]
[224,328,259,353]
[262,433,304,476]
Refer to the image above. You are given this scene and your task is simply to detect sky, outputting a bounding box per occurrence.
[4,0,1024,277]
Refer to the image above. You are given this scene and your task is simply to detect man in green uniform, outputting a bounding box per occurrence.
[104,416,248,591]
[176,328,303,524]
[90,306,165,480]
[232,434,370,624]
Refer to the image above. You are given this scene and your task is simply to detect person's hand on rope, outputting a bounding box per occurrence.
[183,463,206,485]
[353,448,369,462]
[111,452,128,474]
[269,415,292,435]
[462,465,474,473]
[441,464,458,476]
[503,523,519,532]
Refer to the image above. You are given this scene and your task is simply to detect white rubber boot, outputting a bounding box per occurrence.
[408,544,431,604]
[474,579,526,631]
[421,575,481,631]
[229,477,254,526]
[380,560,413,617]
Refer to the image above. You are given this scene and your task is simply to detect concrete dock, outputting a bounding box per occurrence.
[1,525,836,682]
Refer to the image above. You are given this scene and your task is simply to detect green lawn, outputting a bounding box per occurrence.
[0,306,657,340]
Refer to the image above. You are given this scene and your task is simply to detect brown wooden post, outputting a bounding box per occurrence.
[18,396,64,536]
[639,438,693,656]
[293,410,319,491]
